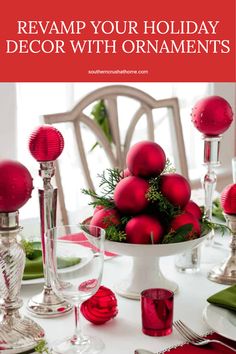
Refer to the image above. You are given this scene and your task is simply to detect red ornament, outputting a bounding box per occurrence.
[29,125,64,162]
[90,208,120,233]
[93,205,105,214]
[122,168,132,178]
[221,184,236,214]
[126,141,166,178]
[170,212,201,240]
[0,160,33,212]
[114,176,149,214]
[159,173,191,208]
[191,96,233,136]
[125,214,164,244]
[184,200,202,220]
[81,286,118,325]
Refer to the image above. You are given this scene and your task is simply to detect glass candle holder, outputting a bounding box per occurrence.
[232,157,236,183]
[141,288,174,337]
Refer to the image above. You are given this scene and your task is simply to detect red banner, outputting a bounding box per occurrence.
[0,0,235,82]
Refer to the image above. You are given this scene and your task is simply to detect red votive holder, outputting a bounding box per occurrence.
[141,288,174,337]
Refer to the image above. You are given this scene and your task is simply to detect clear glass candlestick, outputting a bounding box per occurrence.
[27,162,72,317]
[232,157,236,183]
[202,136,221,245]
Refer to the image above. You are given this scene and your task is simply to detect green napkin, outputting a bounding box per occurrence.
[207,285,236,311]
[23,242,81,281]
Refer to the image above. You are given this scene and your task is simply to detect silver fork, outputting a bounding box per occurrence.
[174,320,236,352]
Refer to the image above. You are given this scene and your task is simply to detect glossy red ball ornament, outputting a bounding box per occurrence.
[90,208,120,232]
[81,286,118,325]
[221,184,236,214]
[0,160,33,212]
[191,96,233,136]
[184,200,202,220]
[159,173,191,208]
[170,212,201,240]
[29,125,64,162]
[125,214,164,244]
[93,205,105,214]
[126,141,166,178]
[114,176,149,214]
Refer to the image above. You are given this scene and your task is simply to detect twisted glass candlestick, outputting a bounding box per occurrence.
[0,211,44,352]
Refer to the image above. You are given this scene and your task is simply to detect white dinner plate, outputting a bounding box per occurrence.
[203,303,236,341]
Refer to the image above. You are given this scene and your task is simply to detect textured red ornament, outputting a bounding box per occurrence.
[191,96,233,136]
[184,200,202,220]
[114,176,149,214]
[159,173,191,208]
[126,141,166,178]
[81,286,118,325]
[221,184,236,214]
[125,214,164,244]
[170,212,201,240]
[0,160,33,212]
[29,125,64,161]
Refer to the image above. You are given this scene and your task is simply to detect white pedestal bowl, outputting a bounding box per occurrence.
[104,236,206,300]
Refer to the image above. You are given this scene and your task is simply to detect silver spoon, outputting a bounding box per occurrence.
[135,350,155,354]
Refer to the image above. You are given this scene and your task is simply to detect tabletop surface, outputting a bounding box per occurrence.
[20,233,232,354]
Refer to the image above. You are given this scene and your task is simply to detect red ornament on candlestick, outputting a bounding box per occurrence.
[191,96,233,136]
[81,286,118,325]
[29,125,64,161]
[221,184,236,214]
[0,160,33,212]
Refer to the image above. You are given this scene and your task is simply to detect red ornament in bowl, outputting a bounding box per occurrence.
[90,208,120,233]
[29,125,64,162]
[81,286,118,325]
[0,160,33,212]
[184,200,202,220]
[114,176,149,214]
[159,173,191,208]
[191,96,233,136]
[221,184,236,215]
[125,214,164,244]
[126,141,166,178]
[170,212,201,240]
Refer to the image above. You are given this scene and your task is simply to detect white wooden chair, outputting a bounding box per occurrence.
[43,84,188,224]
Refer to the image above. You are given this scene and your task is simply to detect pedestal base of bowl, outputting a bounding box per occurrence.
[114,256,178,300]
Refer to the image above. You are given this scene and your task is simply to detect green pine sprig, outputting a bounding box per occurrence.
[81,188,115,208]
[98,168,123,197]
[201,217,230,236]
[105,225,127,242]
[163,158,176,174]
[146,184,180,219]
[35,339,52,354]
[21,239,34,259]
[162,224,193,244]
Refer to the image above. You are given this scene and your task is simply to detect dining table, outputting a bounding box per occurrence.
[20,230,235,354]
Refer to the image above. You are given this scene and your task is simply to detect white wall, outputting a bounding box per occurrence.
[0,83,17,159]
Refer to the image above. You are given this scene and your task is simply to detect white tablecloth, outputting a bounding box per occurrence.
[20,235,231,354]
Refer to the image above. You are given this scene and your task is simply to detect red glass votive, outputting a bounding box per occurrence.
[141,288,174,336]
